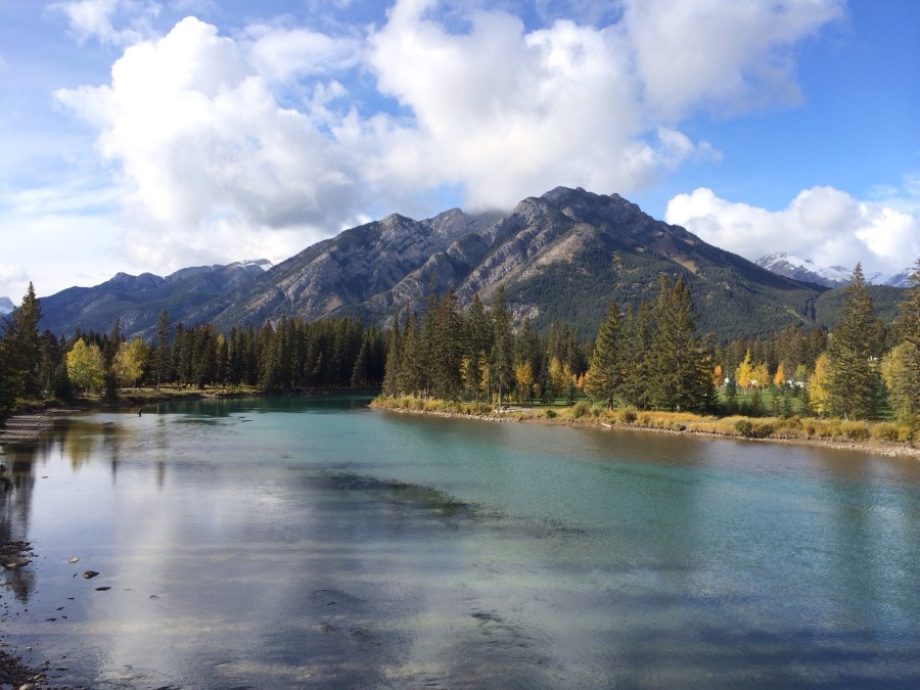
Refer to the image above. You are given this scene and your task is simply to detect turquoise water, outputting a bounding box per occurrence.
[2,396,920,688]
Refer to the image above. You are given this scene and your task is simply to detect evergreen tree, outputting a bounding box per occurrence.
[619,303,653,409]
[465,294,492,400]
[826,264,882,419]
[382,316,402,396]
[7,283,43,398]
[584,304,621,408]
[490,287,515,406]
[155,310,171,389]
[648,276,713,412]
[430,290,464,400]
[398,311,425,397]
[893,258,920,427]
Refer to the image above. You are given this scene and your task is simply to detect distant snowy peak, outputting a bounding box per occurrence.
[883,271,910,288]
[755,253,850,287]
[0,296,13,315]
[756,253,913,288]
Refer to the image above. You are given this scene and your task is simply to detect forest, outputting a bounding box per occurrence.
[1,261,919,434]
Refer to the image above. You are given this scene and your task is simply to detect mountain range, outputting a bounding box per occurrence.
[35,187,909,342]
[755,252,913,289]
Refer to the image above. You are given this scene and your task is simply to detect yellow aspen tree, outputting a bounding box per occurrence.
[736,350,753,389]
[712,364,723,387]
[809,352,831,416]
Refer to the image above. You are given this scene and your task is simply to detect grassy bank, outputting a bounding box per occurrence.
[370,396,917,454]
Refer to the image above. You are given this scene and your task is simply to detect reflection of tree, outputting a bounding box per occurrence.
[1,444,38,602]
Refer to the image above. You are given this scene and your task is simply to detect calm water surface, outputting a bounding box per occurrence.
[2,396,920,688]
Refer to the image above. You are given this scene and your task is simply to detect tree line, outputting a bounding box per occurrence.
[381,276,715,413]
[3,257,919,429]
[0,285,385,424]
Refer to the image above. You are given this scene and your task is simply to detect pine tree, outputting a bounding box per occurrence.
[893,258,920,427]
[584,304,621,408]
[465,294,492,400]
[7,282,43,398]
[430,291,464,400]
[619,303,653,409]
[827,264,882,419]
[648,276,713,412]
[382,315,402,397]
[490,287,515,406]
[398,311,425,397]
[155,310,171,389]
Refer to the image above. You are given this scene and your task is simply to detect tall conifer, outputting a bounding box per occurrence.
[827,264,882,419]
[585,304,621,408]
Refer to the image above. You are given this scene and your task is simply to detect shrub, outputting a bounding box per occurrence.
[841,421,870,442]
[545,409,557,419]
[618,406,638,424]
[734,419,754,437]
[571,401,591,418]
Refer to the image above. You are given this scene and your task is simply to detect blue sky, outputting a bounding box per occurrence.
[0,0,918,299]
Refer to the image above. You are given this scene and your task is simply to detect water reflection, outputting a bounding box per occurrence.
[0,401,919,688]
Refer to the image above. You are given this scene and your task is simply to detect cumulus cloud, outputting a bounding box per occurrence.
[56,17,366,271]
[49,0,845,278]
[665,187,920,276]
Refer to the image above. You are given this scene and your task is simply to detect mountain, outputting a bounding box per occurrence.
[0,296,13,315]
[755,253,849,287]
[756,252,914,289]
[39,259,271,339]
[37,188,908,342]
[883,267,915,288]
[198,187,840,340]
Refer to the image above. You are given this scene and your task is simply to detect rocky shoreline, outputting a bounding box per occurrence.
[1,541,49,690]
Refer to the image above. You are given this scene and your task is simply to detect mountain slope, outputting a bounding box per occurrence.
[0,296,13,315]
[205,187,838,340]
[37,187,908,342]
[40,260,271,339]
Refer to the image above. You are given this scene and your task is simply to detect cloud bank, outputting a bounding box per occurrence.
[666,186,920,276]
[45,0,849,280]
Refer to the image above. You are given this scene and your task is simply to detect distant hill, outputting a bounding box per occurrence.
[37,188,908,342]
[39,260,271,339]
[0,296,13,315]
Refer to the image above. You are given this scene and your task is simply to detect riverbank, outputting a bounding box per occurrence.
[1,387,377,445]
[370,396,920,460]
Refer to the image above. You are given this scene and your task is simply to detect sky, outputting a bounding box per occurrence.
[0,0,918,300]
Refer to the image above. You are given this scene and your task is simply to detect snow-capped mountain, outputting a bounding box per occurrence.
[883,268,915,288]
[755,253,850,287]
[756,253,913,288]
[0,296,13,315]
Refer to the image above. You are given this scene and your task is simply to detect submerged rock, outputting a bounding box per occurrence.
[82,570,99,580]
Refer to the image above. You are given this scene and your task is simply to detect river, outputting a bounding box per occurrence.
[2,396,919,688]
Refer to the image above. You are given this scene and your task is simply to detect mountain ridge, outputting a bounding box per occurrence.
[34,188,909,341]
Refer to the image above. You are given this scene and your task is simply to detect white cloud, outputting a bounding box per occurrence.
[364,4,707,209]
[665,187,920,275]
[42,0,844,288]
[56,17,367,273]
[244,24,360,83]
[50,0,160,46]
[622,0,844,120]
